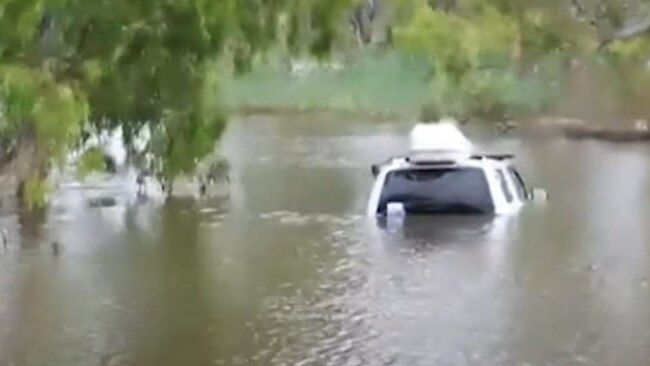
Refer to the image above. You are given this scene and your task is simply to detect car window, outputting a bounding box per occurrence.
[507,166,528,200]
[496,169,513,203]
[378,167,494,215]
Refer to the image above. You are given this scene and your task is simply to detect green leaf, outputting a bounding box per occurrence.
[76,147,107,178]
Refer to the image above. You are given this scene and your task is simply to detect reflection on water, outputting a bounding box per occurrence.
[2,116,650,365]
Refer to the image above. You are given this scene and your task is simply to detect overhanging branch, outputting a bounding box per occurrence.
[603,15,650,45]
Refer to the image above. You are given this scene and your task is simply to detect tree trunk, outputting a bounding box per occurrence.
[0,129,47,209]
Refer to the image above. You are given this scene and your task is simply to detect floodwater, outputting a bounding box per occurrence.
[2,115,650,366]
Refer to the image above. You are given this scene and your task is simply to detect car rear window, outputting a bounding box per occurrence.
[377,167,494,215]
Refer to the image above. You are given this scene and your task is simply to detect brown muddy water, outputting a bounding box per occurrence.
[2,115,650,366]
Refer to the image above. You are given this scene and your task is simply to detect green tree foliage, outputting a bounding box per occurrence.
[75,146,106,178]
[389,0,650,120]
[0,0,352,205]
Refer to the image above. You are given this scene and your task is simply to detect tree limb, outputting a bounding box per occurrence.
[603,15,650,44]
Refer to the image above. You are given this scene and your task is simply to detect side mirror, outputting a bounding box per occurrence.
[371,164,380,177]
[530,188,548,204]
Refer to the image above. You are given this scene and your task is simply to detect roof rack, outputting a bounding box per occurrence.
[370,153,515,177]
[406,149,471,162]
[470,154,514,161]
[376,153,514,165]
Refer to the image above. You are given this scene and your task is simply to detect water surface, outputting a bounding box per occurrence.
[2,116,650,365]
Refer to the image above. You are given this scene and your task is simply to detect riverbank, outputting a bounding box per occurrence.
[223,51,568,123]
[224,51,650,142]
[509,117,650,143]
[229,105,405,122]
[230,106,650,144]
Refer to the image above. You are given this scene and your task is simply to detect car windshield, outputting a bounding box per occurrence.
[378,167,494,215]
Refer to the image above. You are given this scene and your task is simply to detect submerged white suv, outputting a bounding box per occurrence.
[365,121,546,217]
[367,151,533,216]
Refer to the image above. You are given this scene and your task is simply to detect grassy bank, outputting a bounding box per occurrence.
[223,51,568,122]
[223,52,431,119]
